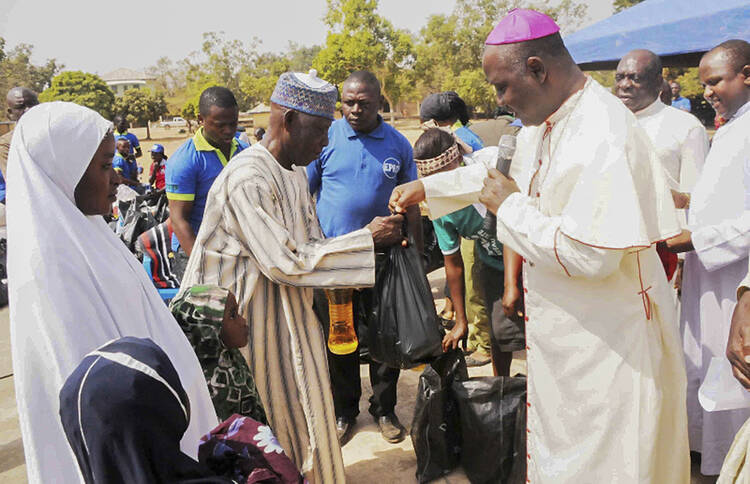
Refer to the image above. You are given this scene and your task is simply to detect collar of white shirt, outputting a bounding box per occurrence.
[729,100,750,123]
[634,98,664,119]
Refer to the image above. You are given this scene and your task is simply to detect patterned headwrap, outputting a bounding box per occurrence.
[169,285,267,424]
[270,69,338,120]
[415,143,462,178]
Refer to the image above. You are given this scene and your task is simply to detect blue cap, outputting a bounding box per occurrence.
[149,144,164,153]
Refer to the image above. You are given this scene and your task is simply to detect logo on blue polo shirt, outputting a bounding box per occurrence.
[382,157,401,179]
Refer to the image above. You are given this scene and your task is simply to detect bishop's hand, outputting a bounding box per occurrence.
[479,168,520,215]
[389,180,426,215]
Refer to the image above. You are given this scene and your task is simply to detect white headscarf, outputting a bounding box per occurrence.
[7,102,217,483]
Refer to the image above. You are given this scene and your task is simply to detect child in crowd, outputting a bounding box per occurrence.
[414,128,524,376]
[170,285,267,423]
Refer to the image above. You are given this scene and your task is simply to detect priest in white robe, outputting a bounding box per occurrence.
[390,9,689,483]
[615,49,709,211]
[179,71,404,484]
[667,40,750,476]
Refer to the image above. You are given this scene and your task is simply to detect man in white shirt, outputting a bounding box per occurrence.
[616,49,710,286]
[390,9,689,483]
[667,39,750,476]
[616,49,708,196]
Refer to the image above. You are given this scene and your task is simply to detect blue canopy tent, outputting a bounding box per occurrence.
[564,0,750,70]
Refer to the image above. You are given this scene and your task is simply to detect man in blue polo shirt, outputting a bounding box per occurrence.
[308,70,421,446]
[113,115,142,158]
[166,86,247,263]
[112,138,141,189]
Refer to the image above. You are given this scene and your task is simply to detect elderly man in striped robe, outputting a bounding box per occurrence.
[178,71,403,484]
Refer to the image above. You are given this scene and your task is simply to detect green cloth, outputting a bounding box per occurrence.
[432,205,503,272]
[461,239,491,353]
[169,285,267,423]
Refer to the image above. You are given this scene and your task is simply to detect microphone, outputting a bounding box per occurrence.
[495,134,516,176]
[480,133,516,235]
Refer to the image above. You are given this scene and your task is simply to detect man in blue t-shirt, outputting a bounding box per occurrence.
[113,115,142,158]
[166,87,247,259]
[112,138,140,189]
[670,81,692,112]
[308,71,421,446]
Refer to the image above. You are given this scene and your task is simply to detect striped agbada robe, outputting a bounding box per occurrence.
[179,143,375,483]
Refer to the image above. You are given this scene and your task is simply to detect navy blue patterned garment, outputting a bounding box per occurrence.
[59,337,229,484]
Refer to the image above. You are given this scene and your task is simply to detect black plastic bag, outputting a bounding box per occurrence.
[411,349,468,483]
[367,233,443,369]
[452,376,527,484]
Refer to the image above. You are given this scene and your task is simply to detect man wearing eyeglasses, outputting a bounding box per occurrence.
[615,50,709,288]
[616,49,709,202]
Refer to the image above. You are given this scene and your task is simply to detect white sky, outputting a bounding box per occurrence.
[0,0,613,75]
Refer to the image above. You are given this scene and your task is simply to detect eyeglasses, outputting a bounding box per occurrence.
[615,73,645,83]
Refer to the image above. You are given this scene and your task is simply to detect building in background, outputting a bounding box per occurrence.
[101,68,155,96]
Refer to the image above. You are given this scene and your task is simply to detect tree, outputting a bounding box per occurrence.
[0,38,63,117]
[179,75,221,133]
[613,0,645,13]
[286,42,322,72]
[239,53,289,108]
[113,88,168,140]
[313,0,415,122]
[415,0,587,114]
[39,71,114,118]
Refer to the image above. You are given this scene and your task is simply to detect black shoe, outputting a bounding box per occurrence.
[375,413,406,444]
[336,416,356,446]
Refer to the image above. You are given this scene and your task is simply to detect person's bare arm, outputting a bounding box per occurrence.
[169,199,196,256]
[728,289,750,389]
[406,204,423,255]
[502,247,523,318]
[443,252,468,351]
[665,229,695,253]
[671,189,690,209]
[134,146,143,158]
[149,166,158,187]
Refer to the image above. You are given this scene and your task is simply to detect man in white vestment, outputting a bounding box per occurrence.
[615,49,710,287]
[390,9,689,483]
[616,49,709,207]
[667,39,750,476]
[179,71,404,484]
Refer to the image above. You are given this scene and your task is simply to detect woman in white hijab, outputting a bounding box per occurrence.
[6,102,218,483]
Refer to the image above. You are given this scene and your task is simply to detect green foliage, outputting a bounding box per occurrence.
[313,0,415,118]
[113,88,168,139]
[613,0,645,13]
[589,70,615,89]
[414,0,588,112]
[239,53,290,107]
[180,75,220,121]
[39,71,114,118]
[0,37,63,117]
[455,68,496,114]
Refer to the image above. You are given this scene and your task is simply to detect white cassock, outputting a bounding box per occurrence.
[634,98,709,229]
[420,78,690,483]
[681,101,750,475]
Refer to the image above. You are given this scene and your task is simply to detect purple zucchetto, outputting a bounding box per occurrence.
[270,69,338,120]
[485,8,560,46]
